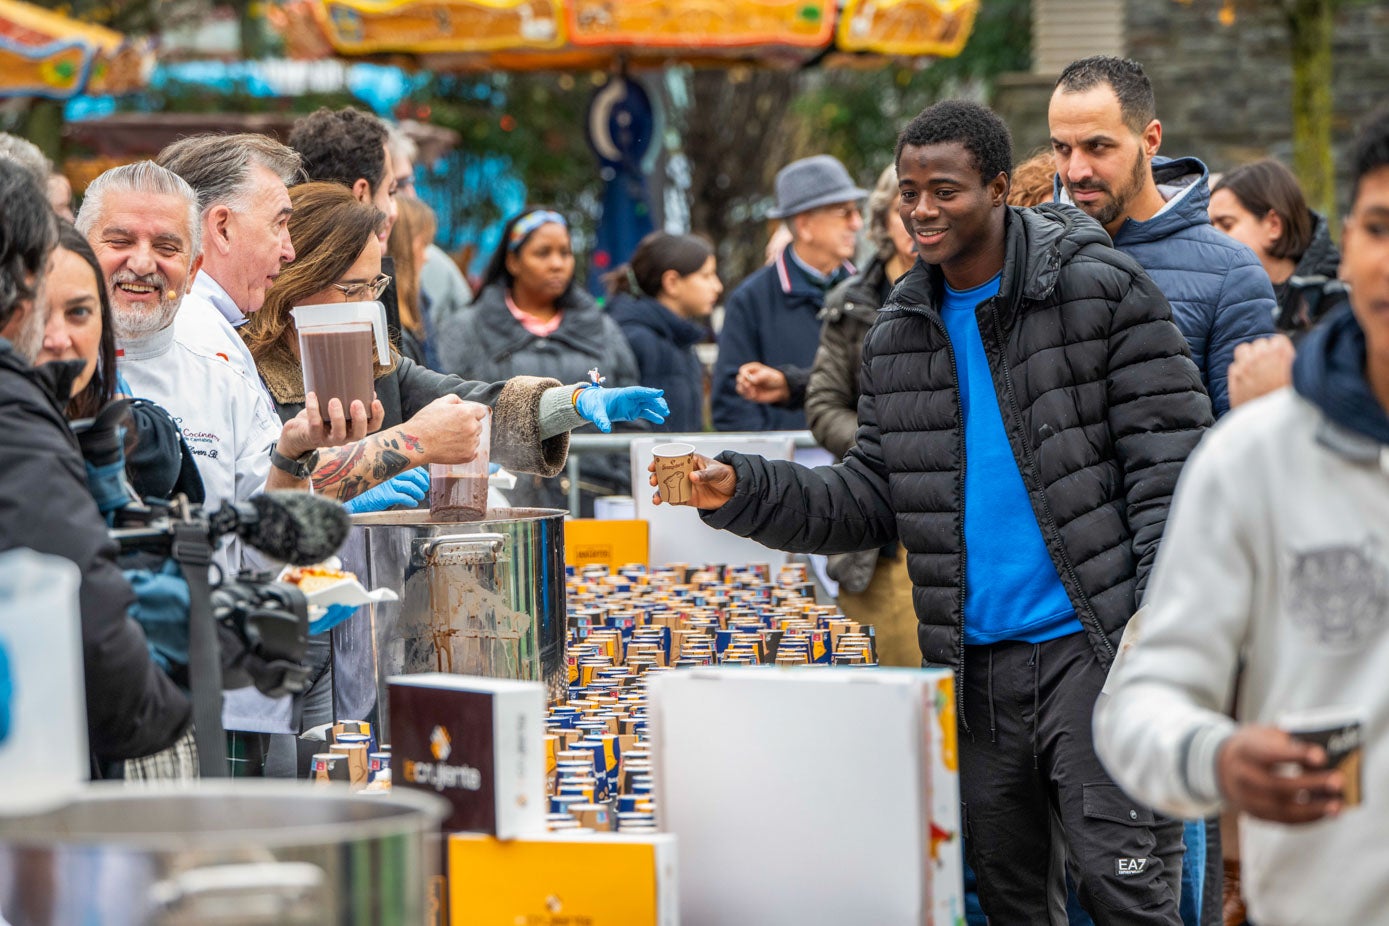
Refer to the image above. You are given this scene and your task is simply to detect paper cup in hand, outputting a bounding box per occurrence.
[652,442,696,505]
[1280,706,1364,807]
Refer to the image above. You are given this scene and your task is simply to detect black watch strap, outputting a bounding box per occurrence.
[269,441,318,480]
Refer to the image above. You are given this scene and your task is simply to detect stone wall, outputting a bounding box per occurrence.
[992,0,1389,216]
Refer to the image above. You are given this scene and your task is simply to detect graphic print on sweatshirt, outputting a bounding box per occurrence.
[1286,536,1389,649]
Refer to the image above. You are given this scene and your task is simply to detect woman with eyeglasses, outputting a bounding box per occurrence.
[240,184,664,777]
[436,205,649,514]
[244,184,665,513]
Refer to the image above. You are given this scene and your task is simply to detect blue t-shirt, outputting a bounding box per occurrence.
[940,274,1082,646]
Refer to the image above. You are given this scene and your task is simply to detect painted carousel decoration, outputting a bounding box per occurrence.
[0,0,152,98]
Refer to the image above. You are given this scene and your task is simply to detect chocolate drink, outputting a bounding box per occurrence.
[300,327,374,421]
[430,474,489,521]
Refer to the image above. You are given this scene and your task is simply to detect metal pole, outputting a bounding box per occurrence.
[564,430,818,453]
[567,453,582,516]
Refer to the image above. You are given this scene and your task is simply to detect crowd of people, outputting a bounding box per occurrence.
[0,50,1384,926]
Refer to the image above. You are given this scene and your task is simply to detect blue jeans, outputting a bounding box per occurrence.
[963,854,987,926]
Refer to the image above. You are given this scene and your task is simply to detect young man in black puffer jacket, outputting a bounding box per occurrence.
[655,101,1213,923]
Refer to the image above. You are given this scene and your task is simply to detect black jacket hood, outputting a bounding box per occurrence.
[822,255,895,325]
[472,282,609,359]
[1295,210,1342,279]
[0,340,83,410]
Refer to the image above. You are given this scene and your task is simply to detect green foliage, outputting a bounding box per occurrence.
[26,0,209,37]
[412,72,602,234]
[110,84,359,117]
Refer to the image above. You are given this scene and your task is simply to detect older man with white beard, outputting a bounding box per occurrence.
[75,162,335,533]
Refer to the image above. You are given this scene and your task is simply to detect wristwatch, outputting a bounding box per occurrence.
[268,441,320,480]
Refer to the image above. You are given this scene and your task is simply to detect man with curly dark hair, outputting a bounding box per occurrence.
[288,106,398,245]
[658,99,1209,922]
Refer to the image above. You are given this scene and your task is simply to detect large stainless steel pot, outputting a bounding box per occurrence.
[335,508,567,738]
[0,782,446,926]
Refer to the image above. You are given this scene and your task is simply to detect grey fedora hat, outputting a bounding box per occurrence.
[766,154,869,220]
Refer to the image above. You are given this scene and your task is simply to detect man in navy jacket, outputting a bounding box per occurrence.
[711,155,865,431]
[1049,56,1275,417]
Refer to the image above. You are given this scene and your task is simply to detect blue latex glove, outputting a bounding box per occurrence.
[126,560,191,674]
[575,386,669,433]
[309,603,360,636]
[344,467,430,514]
[0,642,11,743]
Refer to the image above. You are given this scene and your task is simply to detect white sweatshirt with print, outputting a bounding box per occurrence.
[1094,388,1389,926]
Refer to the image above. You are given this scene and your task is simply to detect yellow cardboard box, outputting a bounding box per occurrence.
[449,832,678,925]
[563,519,649,571]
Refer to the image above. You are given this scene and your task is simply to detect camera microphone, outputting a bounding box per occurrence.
[112,491,350,565]
[226,491,351,565]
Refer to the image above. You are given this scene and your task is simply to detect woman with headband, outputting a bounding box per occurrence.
[249,188,664,509]
[438,206,646,513]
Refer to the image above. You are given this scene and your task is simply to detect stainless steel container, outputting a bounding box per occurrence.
[0,782,447,926]
[336,508,566,737]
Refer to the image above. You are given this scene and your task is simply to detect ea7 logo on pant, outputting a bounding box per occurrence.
[1115,857,1149,877]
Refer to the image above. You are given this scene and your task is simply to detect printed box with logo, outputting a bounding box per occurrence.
[564,518,650,571]
[388,673,546,837]
[649,667,963,926]
[448,832,679,925]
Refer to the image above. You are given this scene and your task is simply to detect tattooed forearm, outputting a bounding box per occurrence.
[312,429,423,501]
[314,443,368,492]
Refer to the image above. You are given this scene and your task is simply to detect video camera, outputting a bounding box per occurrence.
[106,491,350,698]
[72,398,353,776]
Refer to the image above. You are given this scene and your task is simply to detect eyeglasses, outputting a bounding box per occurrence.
[330,273,392,301]
[813,203,862,221]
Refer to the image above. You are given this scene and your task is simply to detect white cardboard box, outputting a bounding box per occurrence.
[649,667,963,926]
[628,435,795,568]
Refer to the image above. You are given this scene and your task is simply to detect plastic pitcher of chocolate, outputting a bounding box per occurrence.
[430,406,492,521]
[291,301,391,420]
